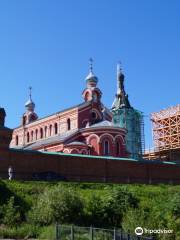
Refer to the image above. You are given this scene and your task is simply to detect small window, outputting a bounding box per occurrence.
[15,135,19,146]
[40,128,43,139]
[54,123,58,134]
[44,126,47,138]
[104,140,109,156]
[27,132,30,143]
[49,125,52,136]
[31,131,34,141]
[67,118,71,130]
[35,129,38,140]
[92,112,96,119]
[116,141,120,156]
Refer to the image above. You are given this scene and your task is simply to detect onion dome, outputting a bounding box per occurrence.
[25,87,35,112]
[85,58,98,88]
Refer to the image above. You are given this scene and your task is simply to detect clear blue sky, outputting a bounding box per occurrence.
[0,0,180,148]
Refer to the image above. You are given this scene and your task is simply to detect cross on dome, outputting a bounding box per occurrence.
[85,58,98,87]
[89,58,93,72]
[29,86,32,100]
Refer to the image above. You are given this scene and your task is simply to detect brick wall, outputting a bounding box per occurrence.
[0,148,179,184]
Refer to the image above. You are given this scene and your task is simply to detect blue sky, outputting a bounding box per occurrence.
[0,0,180,148]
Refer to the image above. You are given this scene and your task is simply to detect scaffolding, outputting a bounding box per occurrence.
[113,108,145,159]
[151,104,180,151]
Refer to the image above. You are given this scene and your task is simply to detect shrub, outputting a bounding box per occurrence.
[39,225,55,239]
[0,224,41,238]
[29,185,84,225]
[102,186,139,227]
[3,196,21,227]
[84,193,105,227]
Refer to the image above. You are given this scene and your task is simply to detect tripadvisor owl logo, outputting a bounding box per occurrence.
[135,227,143,236]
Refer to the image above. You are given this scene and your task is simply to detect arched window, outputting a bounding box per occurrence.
[27,132,30,143]
[116,141,120,156]
[104,140,109,156]
[49,125,52,136]
[44,126,47,138]
[40,128,43,139]
[67,118,71,130]
[85,91,90,101]
[35,129,38,140]
[92,111,97,119]
[15,135,19,146]
[31,131,34,142]
[54,123,58,134]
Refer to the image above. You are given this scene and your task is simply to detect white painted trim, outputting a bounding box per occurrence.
[99,133,114,143]
[114,134,125,144]
[87,134,100,144]
[63,148,70,153]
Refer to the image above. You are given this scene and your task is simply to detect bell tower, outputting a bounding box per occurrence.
[22,87,38,125]
[111,63,145,159]
[82,59,104,125]
[82,58,102,103]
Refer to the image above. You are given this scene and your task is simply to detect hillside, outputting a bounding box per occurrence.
[0,180,179,239]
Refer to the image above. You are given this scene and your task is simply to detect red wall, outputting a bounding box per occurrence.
[0,148,179,184]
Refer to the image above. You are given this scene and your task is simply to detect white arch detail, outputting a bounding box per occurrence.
[63,148,70,154]
[99,133,115,143]
[114,134,125,144]
[87,134,100,145]
[83,89,92,100]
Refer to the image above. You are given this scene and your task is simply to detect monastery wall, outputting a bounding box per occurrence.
[0,148,179,184]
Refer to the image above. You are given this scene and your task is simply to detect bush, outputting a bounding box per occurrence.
[84,193,105,226]
[39,225,55,239]
[0,224,41,239]
[29,185,84,225]
[3,196,21,227]
[102,186,139,227]
[83,186,139,228]
[169,192,180,218]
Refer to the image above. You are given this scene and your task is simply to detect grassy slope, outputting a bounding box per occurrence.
[0,180,180,239]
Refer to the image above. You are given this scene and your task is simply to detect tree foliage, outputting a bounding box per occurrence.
[3,196,21,227]
[0,180,179,239]
[29,186,84,225]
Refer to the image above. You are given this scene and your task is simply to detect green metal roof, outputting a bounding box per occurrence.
[10,148,180,166]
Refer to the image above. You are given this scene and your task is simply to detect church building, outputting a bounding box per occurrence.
[10,61,128,157]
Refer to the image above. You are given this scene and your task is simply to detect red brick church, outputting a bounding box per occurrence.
[10,61,127,157]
